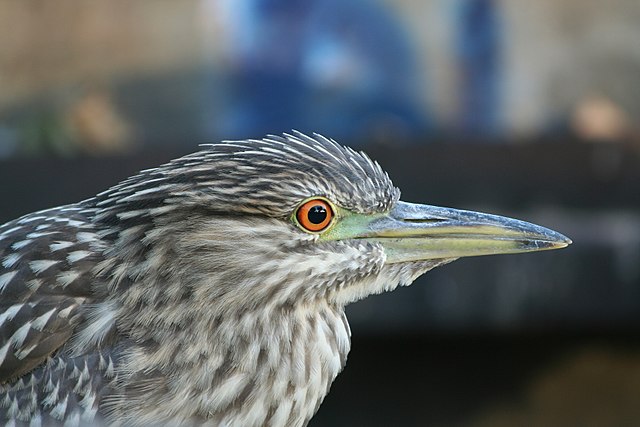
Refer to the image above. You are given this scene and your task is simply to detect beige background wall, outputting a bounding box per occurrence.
[1,0,639,136]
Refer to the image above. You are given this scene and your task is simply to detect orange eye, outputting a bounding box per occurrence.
[296,199,334,232]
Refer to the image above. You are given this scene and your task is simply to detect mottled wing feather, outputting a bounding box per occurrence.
[0,205,102,383]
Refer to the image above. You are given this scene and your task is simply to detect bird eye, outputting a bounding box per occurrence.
[295,198,334,232]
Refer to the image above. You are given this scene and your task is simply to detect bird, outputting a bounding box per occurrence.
[0,132,570,426]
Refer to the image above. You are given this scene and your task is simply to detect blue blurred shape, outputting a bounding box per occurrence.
[457,0,502,137]
[206,0,430,143]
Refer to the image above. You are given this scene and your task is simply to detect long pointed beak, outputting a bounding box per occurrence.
[357,202,571,264]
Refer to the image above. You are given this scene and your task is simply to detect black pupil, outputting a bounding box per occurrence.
[307,205,327,224]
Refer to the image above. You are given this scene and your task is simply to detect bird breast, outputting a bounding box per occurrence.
[109,302,352,426]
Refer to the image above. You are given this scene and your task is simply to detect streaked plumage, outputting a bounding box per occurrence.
[0,132,570,426]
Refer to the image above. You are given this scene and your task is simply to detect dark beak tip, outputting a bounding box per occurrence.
[520,235,571,252]
[537,233,572,250]
[551,231,572,247]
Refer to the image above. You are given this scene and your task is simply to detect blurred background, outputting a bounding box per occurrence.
[1,0,639,425]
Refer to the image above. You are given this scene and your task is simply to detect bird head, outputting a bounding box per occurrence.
[94,132,570,315]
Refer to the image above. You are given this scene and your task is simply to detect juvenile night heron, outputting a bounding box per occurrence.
[0,132,570,426]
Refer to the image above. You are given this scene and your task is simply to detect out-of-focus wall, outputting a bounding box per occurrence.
[391,0,640,137]
[1,0,639,149]
[501,0,640,136]
[0,1,209,110]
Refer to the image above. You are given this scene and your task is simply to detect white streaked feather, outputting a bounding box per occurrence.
[75,232,97,243]
[10,322,32,347]
[7,395,20,418]
[116,184,174,203]
[67,251,92,263]
[0,270,17,292]
[49,395,68,420]
[0,304,25,325]
[42,381,60,406]
[25,279,43,291]
[116,210,148,220]
[3,253,21,269]
[26,231,57,239]
[29,260,59,274]
[0,226,21,238]
[56,271,82,288]
[17,216,47,224]
[50,241,75,252]
[71,301,118,354]
[15,343,38,360]
[30,308,57,331]
[57,305,76,319]
[28,413,43,427]
[0,342,11,365]
[11,239,32,250]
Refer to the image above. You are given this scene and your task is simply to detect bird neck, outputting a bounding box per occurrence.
[109,300,351,425]
[91,212,358,423]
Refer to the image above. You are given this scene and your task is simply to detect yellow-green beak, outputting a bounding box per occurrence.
[331,201,571,263]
